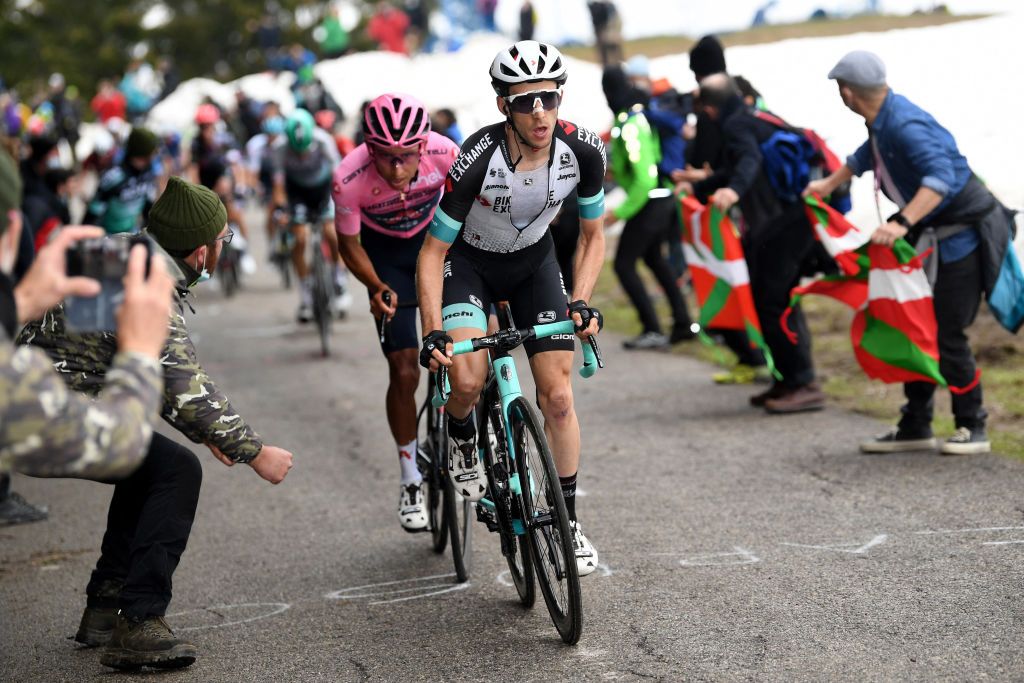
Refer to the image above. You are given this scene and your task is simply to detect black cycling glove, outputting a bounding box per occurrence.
[420,330,453,368]
[568,300,604,333]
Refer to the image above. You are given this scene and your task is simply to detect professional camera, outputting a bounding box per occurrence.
[65,234,153,332]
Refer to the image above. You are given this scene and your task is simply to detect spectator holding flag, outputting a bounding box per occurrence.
[807,50,1016,455]
[686,74,828,413]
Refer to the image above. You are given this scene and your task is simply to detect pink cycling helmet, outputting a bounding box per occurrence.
[362,93,431,148]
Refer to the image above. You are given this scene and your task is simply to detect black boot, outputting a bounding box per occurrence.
[99,614,197,671]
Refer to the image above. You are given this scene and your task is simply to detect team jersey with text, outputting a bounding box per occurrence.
[429,120,606,253]
[331,131,459,239]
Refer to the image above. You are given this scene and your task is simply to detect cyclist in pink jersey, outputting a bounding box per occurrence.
[332,93,459,532]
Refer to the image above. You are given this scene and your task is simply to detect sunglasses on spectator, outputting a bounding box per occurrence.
[503,88,562,115]
[368,144,422,166]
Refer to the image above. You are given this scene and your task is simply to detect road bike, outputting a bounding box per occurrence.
[434,303,602,644]
[381,294,472,582]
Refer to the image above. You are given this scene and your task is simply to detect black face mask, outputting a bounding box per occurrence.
[0,271,17,339]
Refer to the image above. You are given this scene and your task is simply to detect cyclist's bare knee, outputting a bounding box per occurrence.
[538,385,574,424]
[388,351,420,393]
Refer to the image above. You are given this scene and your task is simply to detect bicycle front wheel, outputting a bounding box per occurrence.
[509,397,582,644]
[421,405,447,554]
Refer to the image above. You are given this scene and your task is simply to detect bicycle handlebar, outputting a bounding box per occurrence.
[430,320,602,408]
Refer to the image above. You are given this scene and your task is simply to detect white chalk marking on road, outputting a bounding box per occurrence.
[496,570,514,587]
[982,540,1024,546]
[915,526,1024,535]
[326,573,465,605]
[368,583,470,605]
[325,572,456,599]
[781,534,888,555]
[169,602,292,632]
[677,547,760,567]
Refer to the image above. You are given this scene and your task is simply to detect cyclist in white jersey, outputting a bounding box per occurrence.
[417,41,607,576]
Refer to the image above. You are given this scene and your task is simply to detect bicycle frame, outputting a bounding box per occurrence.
[432,308,602,533]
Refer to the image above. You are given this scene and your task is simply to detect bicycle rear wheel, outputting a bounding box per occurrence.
[311,245,332,357]
[419,404,447,553]
[483,401,534,607]
[509,397,582,644]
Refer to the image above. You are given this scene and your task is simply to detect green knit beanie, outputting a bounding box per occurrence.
[146,176,227,252]
[125,127,159,159]
[0,149,23,237]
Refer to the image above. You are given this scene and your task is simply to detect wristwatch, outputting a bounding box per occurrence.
[887,211,913,229]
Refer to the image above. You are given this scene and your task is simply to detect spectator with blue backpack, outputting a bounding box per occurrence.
[687,74,833,414]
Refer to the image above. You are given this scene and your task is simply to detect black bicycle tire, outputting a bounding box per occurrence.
[428,406,449,553]
[443,467,471,583]
[483,399,535,607]
[510,397,582,644]
[311,246,331,357]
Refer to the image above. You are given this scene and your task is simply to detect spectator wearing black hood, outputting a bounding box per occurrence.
[603,65,694,350]
[22,167,73,251]
[680,36,770,385]
[686,75,826,413]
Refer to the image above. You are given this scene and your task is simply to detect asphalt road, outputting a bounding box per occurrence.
[2,221,1023,682]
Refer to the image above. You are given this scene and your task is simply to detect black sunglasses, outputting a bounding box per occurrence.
[504,88,562,115]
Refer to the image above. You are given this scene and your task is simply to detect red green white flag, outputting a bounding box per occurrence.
[678,194,766,352]
[805,192,870,276]
[784,199,949,386]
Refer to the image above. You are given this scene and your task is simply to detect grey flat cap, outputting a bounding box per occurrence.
[828,50,887,87]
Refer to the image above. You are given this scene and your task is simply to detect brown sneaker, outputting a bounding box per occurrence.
[749,383,787,407]
[74,606,119,647]
[99,614,197,671]
[764,384,826,414]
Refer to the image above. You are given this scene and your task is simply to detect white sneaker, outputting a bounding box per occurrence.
[240,252,257,275]
[570,520,598,576]
[297,303,313,324]
[448,435,487,502]
[332,290,352,318]
[398,482,428,532]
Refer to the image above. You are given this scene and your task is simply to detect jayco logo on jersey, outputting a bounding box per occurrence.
[449,134,493,182]
[537,311,556,323]
[557,172,576,181]
[492,196,511,214]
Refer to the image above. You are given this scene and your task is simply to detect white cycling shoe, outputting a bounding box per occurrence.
[398,482,428,532]
[448,436,487,502]
[570,520,599,576]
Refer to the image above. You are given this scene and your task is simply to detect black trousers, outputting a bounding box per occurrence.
[899,246,986,432]
[715,328,767,367]
[85,432,202,620]
[747,205,817,388]
[613,196,692,334]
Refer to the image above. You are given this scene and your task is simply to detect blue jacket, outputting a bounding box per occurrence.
[847,90,973,216]
[847,90,976,260]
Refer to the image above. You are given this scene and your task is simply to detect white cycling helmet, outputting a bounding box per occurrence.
[489,41,568,96]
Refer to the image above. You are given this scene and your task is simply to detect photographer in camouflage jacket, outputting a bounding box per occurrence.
[18,176,294,671]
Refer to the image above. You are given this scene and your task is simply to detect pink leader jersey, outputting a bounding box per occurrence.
[332,131,459,239]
